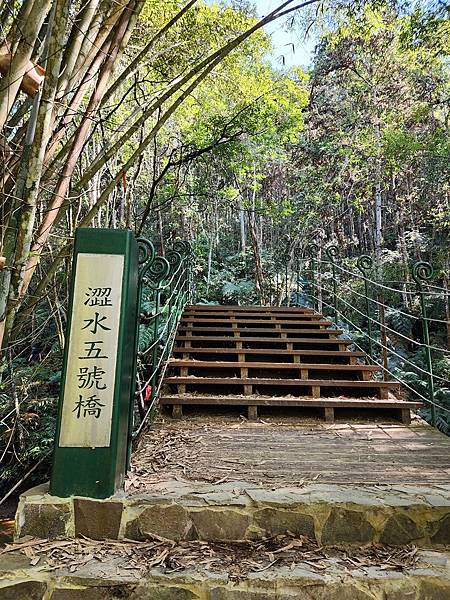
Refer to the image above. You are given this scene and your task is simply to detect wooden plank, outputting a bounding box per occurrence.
[177,327,342,335]
[324,407,335,422]
[171,349,365,358]
[175,336,352,345]
[180,318,328,324]
[172,405,183,418]
[164,378,400,388]
[312,385,321,397]
[171,348,366,358]
[247,405,258,420]
[184,305,315,312]
[159,394,421,408]
[399,408,411,425]
[184,307,318,312]
[168,360,379,372]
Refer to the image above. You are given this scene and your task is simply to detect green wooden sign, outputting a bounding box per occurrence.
[50,228,138,498]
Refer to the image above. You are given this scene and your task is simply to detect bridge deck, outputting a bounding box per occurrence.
[129,413,450,492]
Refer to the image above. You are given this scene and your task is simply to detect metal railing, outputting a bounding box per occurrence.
[130,239,193,440]
[282,248,449,431]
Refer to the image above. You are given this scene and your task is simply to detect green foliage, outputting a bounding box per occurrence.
[0,355,62,498]
[222,279,257,304]
[385,308,413,338]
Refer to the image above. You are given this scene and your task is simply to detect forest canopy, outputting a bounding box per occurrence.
[0,0,448,497]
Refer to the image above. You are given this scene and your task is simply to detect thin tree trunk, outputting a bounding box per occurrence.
[18,2,137,300]
[11,0,319,330]
[0,0,69,349]
[239,205,246,251]
[0,0,52,130]
[101,0,198,109]
[56,0,101,99]
[247,210,264,303]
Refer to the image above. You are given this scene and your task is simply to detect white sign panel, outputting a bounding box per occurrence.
[59,253,124,447]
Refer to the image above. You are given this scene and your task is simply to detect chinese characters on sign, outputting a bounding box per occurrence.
[59,254,124,447]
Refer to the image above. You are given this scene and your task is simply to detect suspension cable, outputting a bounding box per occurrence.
[309,285,450,382]
[305,293,450,414]
[323,282,450,356]
[298,261,450,324]
[308,258,449,298]
[303,290,450,392]
[333,282,450,326]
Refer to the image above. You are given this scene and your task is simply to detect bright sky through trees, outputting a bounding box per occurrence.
[204,0,316,67]
[256,0,316,67]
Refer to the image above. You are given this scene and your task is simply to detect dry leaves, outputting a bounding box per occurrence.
[127,426,207,491]
[127,418,322,492]
[1,533,421,581]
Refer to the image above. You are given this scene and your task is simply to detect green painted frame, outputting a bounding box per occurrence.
[50,228,138,499]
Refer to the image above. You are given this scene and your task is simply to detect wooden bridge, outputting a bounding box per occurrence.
[6,306,450,599]
[160,304,421,422]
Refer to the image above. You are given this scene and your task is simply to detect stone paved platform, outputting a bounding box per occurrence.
[5,414,450,598]
[13,415,450,547]
[1,540,450,599]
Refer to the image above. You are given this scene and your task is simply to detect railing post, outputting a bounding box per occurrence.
[166,248,182,335]
[325,245,339,326]
[306,243,319,311]
[128,239,156,458]
[174,241,189,301]
[285,256,289,307]
[147,258,170,405]
[412,261,436,427]
[356,255,374,360]
[187,242,194,304]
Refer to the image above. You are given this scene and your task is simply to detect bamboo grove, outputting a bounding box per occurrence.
[0,0,449,495]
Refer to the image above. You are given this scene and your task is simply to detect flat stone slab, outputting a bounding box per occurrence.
[14,419,450,547]
[15,480,450,546]
[1,538,450,600]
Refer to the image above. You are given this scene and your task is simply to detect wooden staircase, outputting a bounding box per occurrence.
[160,305,421,422]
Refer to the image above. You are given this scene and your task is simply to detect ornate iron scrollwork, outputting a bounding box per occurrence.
[356,254,373,277]
[165,250,182,275]
[412,261,433,288]
[141,256,170,289]
[306,242,319,257]
[173,240,190,257]
[325,245,339,262]
[137,237,155,269]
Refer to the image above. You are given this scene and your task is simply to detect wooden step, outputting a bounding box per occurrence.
[160,393,421,423]
[175,336,352,348]
[171,347,365,358]
[182,311,324,317]
[178,327,342,336]
[181,313,331,324]
[168,359,381,381]
[165,376,398,389]
[168,360,380,378]
[164,376,399,400]
[181,322,334,330]
[185,305,315,313]
[164,305,410,423]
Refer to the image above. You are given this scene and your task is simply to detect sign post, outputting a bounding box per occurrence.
[50,228,138,498]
